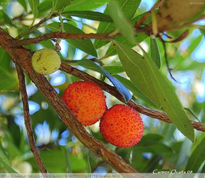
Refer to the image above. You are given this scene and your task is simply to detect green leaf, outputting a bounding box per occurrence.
[52,0,72,12]
[105,33,147,57]
[95,0,141,49]
[63,147,72,173]
[103,65,124,74]
[113,75,155,106]
[139,134,164,145]
[67,44,76,59]
[0,143,10,165]
[136,134,173,155]
[116,147,132,163]
[186,138,205,172]
[48,22,97,56]
[86,152,92,173]
[178,60,205,71]
[40,149,67,173]
[0,11,12,25]
[5,139,22,160]
[142,155,162,172]
[8,116,21,148]
[28,0,39,17]
[40,149,87,172]
[108,0,135,44]
[77,59,102,73]
[0,157,17,173]
[0,48,11,70]
[0,66,17,91]
[188,35,203,55]
[104,12,148,57]
[199,26,205,34]
[137,143,172,155]
[150,38,161,68]
[176,139,192,168]
[74,59,124,74]
[63,11,112,22]
[131,147,146,171]
[64,0,109,11]
[38,0,52,16]
[0,0,9,6]
[40,40,55,49]
[116,41,194,142]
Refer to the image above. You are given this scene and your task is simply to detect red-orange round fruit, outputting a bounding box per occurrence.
[100,104,144,147]
[62,81,106,126]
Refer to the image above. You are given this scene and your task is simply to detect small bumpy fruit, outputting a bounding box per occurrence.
[100,104,144,147]
[32,48,61,74]
[62,81,106,126]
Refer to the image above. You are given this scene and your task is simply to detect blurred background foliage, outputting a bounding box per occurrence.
[0,0,205,174]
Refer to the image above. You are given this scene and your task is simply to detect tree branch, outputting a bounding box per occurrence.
[15,64,48,176]
[0,28,137,173]
[60,64,205,133]
[15,32,120,46]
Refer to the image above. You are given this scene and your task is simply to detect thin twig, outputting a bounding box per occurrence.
[15,32,120,46]
[60,64,205,132]
[135,0,165,29]
[161,39,179,82]
[17,13,58,39]
[15,64,48,176]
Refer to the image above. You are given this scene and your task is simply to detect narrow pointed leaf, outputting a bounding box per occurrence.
[95,0,141,49]
[28,0,39,17]
[0,156,17,173]
[108,0,135,44]
[0,66,17,91]
[150,38,161,68]
[186,138,205,172]
[52,0,72,12]
[113,75,155,106]
[64,0,109,11]
[63,11,112,22]
[116,41,194,141]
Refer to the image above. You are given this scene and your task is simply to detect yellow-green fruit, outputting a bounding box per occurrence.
[32,48,61,74]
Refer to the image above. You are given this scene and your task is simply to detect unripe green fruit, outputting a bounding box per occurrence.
[32,48,61,75]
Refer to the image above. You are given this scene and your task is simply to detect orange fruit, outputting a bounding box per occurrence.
[62,81,106,126]
[100,104,144,147]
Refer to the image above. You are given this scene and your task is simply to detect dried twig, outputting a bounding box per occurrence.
[60,64,205,132]
[15,64,48,176]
